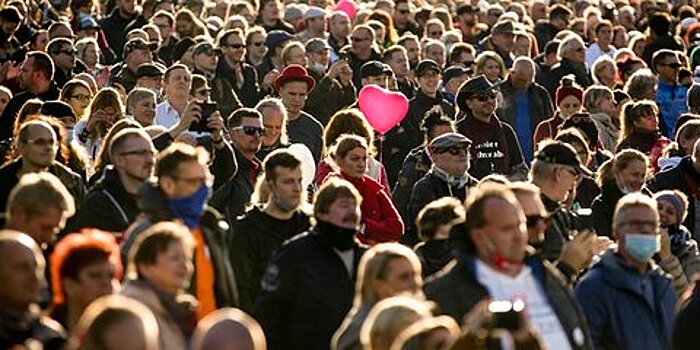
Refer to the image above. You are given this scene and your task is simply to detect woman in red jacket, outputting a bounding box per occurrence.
[323,134,404,245]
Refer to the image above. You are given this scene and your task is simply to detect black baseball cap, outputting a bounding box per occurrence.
[535,141,593,176]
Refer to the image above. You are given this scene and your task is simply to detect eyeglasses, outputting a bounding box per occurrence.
[472,92,497,102]
[429,31,443,37]
[397,9,411,14]
[195,88,211,95]
[71,94,92,102]
[58,48,76,56]
[526,214,551,229]
[660,62,682,69]
[232,125,265,136]
[436,146,470,156]
[225,43,245,49]
[250,41,265,47]
[23,138,55,147]
[573,47,585,52]
[120,149,156,157]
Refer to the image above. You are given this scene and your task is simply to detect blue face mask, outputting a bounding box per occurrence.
[624,233,660,262]
[169,183,211,229]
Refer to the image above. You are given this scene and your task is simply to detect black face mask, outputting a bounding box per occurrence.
[316,219,357,251]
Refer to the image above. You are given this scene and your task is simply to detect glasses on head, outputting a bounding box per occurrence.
[71,94,92,102]
[232,125,265,136]
[120,149,156,157]
[526,214,551,229]
[472,92,497,102]
[24,138,55,147]
[436,146,470,156]
[660,62,682,69]
[225,43,245,49]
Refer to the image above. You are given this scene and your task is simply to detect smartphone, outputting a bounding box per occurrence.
[189,101,218,133]
[489,300,525,332]
[573,208,594,233]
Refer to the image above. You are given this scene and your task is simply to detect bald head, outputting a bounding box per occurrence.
[191,308,266,350]
[0,230,45,310]
[511,57,535,90]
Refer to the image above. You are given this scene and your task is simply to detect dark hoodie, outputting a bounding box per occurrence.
[230,205,311,312]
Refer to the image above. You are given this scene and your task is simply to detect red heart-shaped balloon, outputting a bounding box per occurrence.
[358,85,409,135]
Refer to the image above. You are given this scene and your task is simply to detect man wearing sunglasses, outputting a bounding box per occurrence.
[46,37,76,89]
[210,109,264,226]
[653,50,689,138]
[456,74,528,181]
[192,41,242,118]
[217,29,259,108]
[405,132,477,244]
[113,38,154,93]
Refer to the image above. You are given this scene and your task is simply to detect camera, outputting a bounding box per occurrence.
[189,101,218,133]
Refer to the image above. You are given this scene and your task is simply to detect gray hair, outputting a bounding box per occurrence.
[558,34,585,60]
[7,172,75,220]
[613,192,659,230]
[255,97,289,145]
[591,56,615,85]
[126,88,156,115]
[583,85,614,114]
[512,56,536,81]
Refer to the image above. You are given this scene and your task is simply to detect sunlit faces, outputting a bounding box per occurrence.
[614,159,646,193]
[558,95,582,119]
[278,81,310,115]
[261,107,284,147]
[138,240,193,295]
[336,146,367,179]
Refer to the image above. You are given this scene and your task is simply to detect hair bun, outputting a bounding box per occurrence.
[560,75,576,88]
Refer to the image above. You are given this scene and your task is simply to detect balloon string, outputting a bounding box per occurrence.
[378,134,385,164]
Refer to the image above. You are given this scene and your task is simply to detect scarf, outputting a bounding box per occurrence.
[316,219,358,251]
[428,165,470,197]
[169,184,210,229]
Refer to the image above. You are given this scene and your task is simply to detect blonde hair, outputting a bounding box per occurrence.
[359,296,433,350]
[596,148,648,186]
[475,51,506,81]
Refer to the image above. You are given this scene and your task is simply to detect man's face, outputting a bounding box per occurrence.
[261,107,284,147]
[229,116,263,154]
[331,13,351,38]
[485,9,503,27]
[430,145,469,176]
[567,40,586,64]
[615,206,659,260]
[126,49,152,71]
[417,70,440,95]
[164,68,192,99]
[19,124,57,169]
[458,12,477,27]
[619,10,635,30]
[402,39,421,68]
[472,197,527,267]
[309,49,330,67]
[656,55,681,83]
[279,81,309,115]
[511,64,534,91]
[161,160,210,199]
[597,25,612,46]
[492,33,515,53]
[445,74,468,95]
[247,33,267,59]
[531,3,547,22]
[351,28,373,53]
[113,136,155,182]
[223,33,246,63]
[194,51,218,72]
[307,16,327,33]
[0,91,11,116]
[19,57,35,90]
[269,166,303,212]
[552,166,580,202]
[362,74,389,89]
[152,16,172,40]
[136,75,162,89]
[387,50,409,78]
[424,44,445,68]
[53,44,76,71]
[1,21,19,40]
[318,197,361,229]
[263,0,281,21]
[0,242,44,310]
[50,24,74,40]
[465,92,498,118]
[10,207,64,246]
[119,0,137,15]
[515,192,549,244]
[394,3,412,25]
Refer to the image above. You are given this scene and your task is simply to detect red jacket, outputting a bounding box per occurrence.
[323,172,404,245]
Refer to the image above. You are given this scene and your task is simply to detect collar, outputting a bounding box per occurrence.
[429,165,470,188]
[540,192,562,212]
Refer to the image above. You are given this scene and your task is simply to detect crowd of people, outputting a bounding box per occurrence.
[3,0,700,349]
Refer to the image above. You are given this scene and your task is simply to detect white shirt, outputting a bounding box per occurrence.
[154,100,180,129]
[585,42,616,68]
[475,260,573,350]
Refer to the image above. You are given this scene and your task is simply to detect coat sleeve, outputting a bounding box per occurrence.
[211,140,237,191]
[229,222,257,312]
[363,189,404,242]
[574,278,609,350]
[252,248,298,349]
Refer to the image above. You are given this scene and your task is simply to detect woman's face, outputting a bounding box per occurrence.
[598,63,616,84]
[286,46,308,67]
[337,146,367,179]
[633,111,658,132]
[558,95,582,119]
[481,58,502,83]
[613,30,628,49]
[68,86,92,117]
[373,257,420,301]
[514,36,531,57]
[83,43,99,67]
[133,96,156,127]
[140,241,192,295]
[598,95,616,116]
[658,199,679,227]
[65,259,118,308]
[615,159,646,193]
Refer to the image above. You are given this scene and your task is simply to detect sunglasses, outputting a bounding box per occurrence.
[251,41,265,47]
[574,47,585,52]
[436,146,470,155]
[661,62,682,69]
[397,9,411,14]
[226,43,245,49]
[232,125,265,136]
[58,48,76,55]
[526,214,551,229]
[472,92,497,102]
[429,31,443,37]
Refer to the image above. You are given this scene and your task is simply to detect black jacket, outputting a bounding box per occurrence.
[414,239,454,278]
[193,68,243,118]
[0,158,85,215]
[209,147,260,226]
[70,165,139,235]
[0,84,60,141]
[0,308,66,350]
[392,146,432,224]
[343,47,382,90]
[544,58,593,98]
[230,206,311,311]
[424,252,593,350]
[304,69,356,126]
[98,8,137,59]
[497,79,555,134]
[253,228,365,350]
[591,181,652,238]
[121,181,239,308]
[217,58,260,108]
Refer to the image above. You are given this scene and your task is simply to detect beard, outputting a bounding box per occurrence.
[273,194,300,213]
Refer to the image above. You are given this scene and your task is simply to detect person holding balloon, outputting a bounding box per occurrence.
[324,134,404,244]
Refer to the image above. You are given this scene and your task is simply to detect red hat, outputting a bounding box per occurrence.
[274,64,316,92]
[555,75,584,106]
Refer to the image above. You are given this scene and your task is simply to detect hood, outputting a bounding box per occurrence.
[597,250,663,297]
